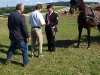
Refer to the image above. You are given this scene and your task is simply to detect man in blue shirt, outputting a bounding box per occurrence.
[29,4,45,58]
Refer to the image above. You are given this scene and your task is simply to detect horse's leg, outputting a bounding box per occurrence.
[76,26,83,48]
[87,28,91,49]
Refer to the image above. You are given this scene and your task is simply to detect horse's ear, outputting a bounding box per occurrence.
[70,0,74,3]
[75,0,78,2]
[70,1,71,3]
[74,0,78,4]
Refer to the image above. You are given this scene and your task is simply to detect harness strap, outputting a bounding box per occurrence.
[88,7,95,18]
[88,7,100,22]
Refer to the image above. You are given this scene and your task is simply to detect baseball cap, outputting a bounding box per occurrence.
[46,4,53,9]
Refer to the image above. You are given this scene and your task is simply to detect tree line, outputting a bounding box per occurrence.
[0,6,35,15]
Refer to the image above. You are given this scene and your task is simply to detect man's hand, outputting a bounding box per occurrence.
[27,38,31,42]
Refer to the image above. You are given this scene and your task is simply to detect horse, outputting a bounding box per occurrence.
[93,6,100,12]
[69,0,100,49]
[61,11,68,15]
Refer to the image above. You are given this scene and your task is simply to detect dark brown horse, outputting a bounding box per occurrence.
[93,6,100,12]
[69,0,100,49]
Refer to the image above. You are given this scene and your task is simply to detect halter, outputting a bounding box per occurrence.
[70,0,80,9]
[75,0,79,3]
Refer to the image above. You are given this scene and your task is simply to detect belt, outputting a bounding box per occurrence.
[32,27,41,29]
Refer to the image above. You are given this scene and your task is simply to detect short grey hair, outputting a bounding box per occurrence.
[16,3,23,10]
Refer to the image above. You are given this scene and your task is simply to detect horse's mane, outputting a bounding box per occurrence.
[78,0,90,16]
[79,0,86,11]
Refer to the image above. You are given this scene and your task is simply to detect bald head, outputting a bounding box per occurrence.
[16,3,24,13]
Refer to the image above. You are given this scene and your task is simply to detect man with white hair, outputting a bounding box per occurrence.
[5,3,30,67]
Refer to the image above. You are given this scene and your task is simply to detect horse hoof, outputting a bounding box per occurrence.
[87,47,90,49]
[76,46,79,48]
[76,45,79,48]
[73,45,79,48]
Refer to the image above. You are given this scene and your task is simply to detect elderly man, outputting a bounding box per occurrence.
[5,3,30,67]
[29,4,45,58]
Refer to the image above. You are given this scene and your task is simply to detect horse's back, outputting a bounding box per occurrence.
[93,6,100,12]
[78,10,100,28]
[94,10,100,19]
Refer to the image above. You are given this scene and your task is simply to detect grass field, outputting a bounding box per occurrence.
[90,4,100,8]
[0,14,100,75]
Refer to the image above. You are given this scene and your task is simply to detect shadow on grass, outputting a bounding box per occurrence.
[0,57,5,64]
[0,44,9,48]
[0,57,22,66]
[11,61,22,66]
[0,44,39,58]
[0,43,34,54]
[28,45,45,51]
[0,44,9,54]
[81,35,100,43]
[43,40,77,48]
[56,40,77,48]
[28,45,31,51]
[0,49,7,54]
[28,45,38,51]
[43,35,100,48]
[0,44,26,56]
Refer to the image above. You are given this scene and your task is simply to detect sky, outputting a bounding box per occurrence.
[0,0,100,7]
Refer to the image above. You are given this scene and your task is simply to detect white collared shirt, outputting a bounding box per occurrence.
[29,10,45,27]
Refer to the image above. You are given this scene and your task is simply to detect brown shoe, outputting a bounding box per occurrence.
[31,55,34,58]
[23,63,31,67]
[4,59,11,65]
[38,55,44,58]
[31,54,37,58]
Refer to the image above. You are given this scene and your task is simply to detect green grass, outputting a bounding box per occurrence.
[90,4,100,8]
[0,14,100,75]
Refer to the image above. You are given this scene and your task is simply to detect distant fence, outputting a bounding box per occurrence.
[41,7,70,15]
[0,15,3,17]
[55,7,70,13]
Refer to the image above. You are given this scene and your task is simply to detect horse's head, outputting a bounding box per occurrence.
[69,0,81,14]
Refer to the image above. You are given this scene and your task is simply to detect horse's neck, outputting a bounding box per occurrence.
[78,1,88,16]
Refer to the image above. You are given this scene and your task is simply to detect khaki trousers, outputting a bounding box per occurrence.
[31,28,43,56]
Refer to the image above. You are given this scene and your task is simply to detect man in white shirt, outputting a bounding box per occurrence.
[29,4,45,58]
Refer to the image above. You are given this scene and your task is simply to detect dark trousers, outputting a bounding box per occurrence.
[45,26,55,51]
[6,39,29,65]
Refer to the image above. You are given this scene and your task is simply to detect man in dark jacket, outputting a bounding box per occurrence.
[5,3,30,67]
[45,5,58,52]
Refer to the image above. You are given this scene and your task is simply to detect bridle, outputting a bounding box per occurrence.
[70,0,80,10]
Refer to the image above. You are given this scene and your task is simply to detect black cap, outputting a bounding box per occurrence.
[46,5,53,9]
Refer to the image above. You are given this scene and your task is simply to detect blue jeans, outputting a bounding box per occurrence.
[6,40,29,65]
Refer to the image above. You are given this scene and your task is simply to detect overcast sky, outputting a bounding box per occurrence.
[0,0,100,7]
